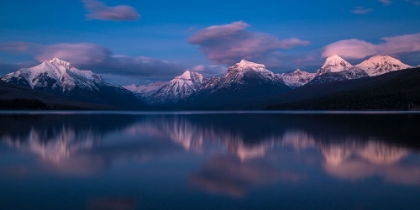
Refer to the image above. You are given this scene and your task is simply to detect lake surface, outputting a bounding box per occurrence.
[0,112,419,210]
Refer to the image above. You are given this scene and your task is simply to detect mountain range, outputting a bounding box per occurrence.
[0,55,417,110]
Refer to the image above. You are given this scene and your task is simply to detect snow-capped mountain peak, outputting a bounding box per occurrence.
[236,59,266,71]
[282,69,316,88]
[175,70,204,83]
[140,71,206,104]
[318,55,353,75]
[177,70,192,79]
[49,57,74,70]
[356,55,413,76]
[1,58,103,91]
[294,69,302,74]
[224,59,278,82]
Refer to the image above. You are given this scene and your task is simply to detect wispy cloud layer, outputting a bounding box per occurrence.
[188,21,309,65]
[406,0,420,5]
[190,64,227,77]
[351,6,373,14]
[322,33,420,59]
[0,42,184,79]
[81,0,140,21]
[379,0,392,6]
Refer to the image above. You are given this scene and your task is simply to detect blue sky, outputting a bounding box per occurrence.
[0,0,420,85]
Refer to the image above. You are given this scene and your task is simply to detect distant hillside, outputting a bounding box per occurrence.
[266,67,420,110]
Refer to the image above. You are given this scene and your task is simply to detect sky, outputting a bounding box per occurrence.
[0,0,420,85]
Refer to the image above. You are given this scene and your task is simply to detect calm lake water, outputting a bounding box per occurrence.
[0,112,419,210]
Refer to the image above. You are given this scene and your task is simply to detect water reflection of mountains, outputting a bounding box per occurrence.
[1,114,419,160]
[136,114,420,150]
[0,115,138,161]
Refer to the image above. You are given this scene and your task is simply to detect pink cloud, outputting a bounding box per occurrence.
[379,33,420,54]
[0,42,35,52]
[188,21,309,65]
[36,43,111,66]
[0,42,185,79]
[188,21,250,44]
[322,33,420,59]
[81,0,140,21]
[322,39,377,59]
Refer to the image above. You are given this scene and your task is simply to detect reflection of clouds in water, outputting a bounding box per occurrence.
[42,154,109,176]
[324,159,420,185]
[320,140,419,185]
[234,144,266,161]
[190,155,301,197]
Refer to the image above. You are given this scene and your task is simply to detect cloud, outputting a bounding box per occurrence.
[406,0,420,5]
[322,33,420,59]
[323,39,377,59]
[0,42,34,52]
[190,155,300,197]
[81,0,140,21]
[36,43,112,66]
[0,42,185,80]
[190,64,227,77]
[379,0,392,6]
[351,6,373,14]
[188,21,309,65]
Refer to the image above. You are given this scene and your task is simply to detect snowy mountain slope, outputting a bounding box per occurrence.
[317,55,354,75]
[281,69,316,88]
[124,81,166,97]
[141,71,206,104]
[1,58,145,109]
[308,68,368,85]
[356,55,413,76]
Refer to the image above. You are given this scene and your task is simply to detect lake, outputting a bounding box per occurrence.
[0,111,419,210]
